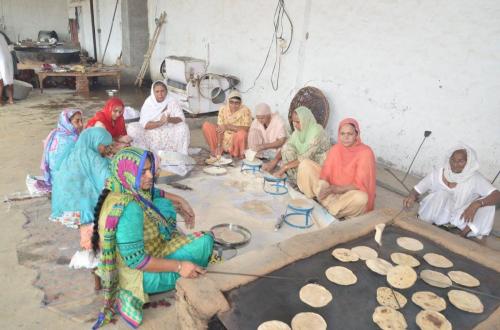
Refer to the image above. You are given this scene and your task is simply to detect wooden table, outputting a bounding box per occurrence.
[36,69,121,94]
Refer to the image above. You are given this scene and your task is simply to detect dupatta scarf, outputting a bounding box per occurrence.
[87,97,127,138]
[287,106,324,155]
[41,108,82,185]
[320,118,376,212]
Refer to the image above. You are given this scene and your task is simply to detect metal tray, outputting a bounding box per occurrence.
[210,223,252,248]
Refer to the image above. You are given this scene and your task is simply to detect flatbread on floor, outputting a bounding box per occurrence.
[376,287,407,310]
[299,283,332,308]
[203,166,227,175]
[366,258,394,276]
[396,237,424,251]
[391,252,420,268]
[420,270,452,288]
[325,266,357,285]
[331,248,359,262]
[448,289,484,314]
[258,320,291,330]
[372,306,407,330]
[351,245,378,260]
[423,253,454,268]
[291,312,327,330]
[448,270,480,287]
[411,291,447,312]
[387,265,417,289]
[416,310,452,330]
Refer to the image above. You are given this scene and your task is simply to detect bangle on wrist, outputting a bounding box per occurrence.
[177,261,182,273]
[479,200,484,207]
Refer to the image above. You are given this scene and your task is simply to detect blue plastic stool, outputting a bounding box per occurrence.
[240,160,262,174]
[283,199,314,229]
[263,175,288,195]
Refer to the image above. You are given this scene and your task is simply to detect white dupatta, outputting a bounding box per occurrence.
[139,80,184,128]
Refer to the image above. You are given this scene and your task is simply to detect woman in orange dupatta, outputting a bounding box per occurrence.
[202,90,252,158]
[297,118,376,218]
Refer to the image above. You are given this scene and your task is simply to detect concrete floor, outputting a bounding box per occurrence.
[0,85,498,328]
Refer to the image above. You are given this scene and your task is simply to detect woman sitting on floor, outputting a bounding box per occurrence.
[51,127,113,248]
[247,102,287,160]
[91,147,213,328]
[297,118,376,218]
[86,97,132,149]
[40,109,83,188]
[263,106,330,181]
[403,144,500,238]
[127,80,190,155]
[202,90,252,159]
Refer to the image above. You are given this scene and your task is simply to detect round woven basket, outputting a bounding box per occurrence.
[288,86,330,131]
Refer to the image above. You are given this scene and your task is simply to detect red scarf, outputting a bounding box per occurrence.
[320,118,376,212]
[86,97,126,138]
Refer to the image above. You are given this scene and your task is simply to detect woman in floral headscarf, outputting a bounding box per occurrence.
[91,147,213,328]
[40,108,83,187]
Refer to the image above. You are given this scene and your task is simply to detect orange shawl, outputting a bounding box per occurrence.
[320,118,376,212]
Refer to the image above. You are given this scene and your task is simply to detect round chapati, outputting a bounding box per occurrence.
[325,266,357,285]
[299,283,332,308]
[416,310,452,330]
[258,320,291,330]
[352,245,378,260]
[387,265,417,289]
[396,237,424,251]
[447,270,480,287]
[423,253,454,268]
[376,287,407,310]
[203,166,227,175]
[366,258,394,276]
[372,306,407,330]
[420,270,452,288]
[332,248,359,262]
[291,312,327,330]
[411,291,447,312]
[448,290,484,314]
[391,252,420,268]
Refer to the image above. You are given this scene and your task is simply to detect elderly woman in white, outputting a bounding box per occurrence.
[128,80,190,155]
[403,144,500,238]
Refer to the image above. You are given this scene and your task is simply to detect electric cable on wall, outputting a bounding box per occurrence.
[242,0,294,93]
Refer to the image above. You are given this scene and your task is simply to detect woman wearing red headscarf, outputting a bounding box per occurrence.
[86,97,132,148]
[297,118,376,218]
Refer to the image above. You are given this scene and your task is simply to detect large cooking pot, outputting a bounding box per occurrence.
[14,46,80,64]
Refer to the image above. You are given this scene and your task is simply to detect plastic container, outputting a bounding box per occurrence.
[13,79,33,100]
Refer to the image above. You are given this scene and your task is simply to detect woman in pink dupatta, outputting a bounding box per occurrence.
[297,118,376,218]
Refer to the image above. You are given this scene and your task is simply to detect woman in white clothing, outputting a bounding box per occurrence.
[128,80,190,154]
[0,32,14,105]
[403,144,500,238]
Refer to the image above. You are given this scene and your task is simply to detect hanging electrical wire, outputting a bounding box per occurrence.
[242,0,294,93]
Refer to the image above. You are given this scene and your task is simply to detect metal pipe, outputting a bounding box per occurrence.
[89,0,98,60]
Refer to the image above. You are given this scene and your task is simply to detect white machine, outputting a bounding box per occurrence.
[160,56,240,115]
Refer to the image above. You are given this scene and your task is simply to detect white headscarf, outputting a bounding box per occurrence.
[443,143,480,183]
[139,80,180,127]
[255,103,271,116]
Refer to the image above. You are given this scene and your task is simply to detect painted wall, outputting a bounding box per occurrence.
[148,0,500,185]
[0,0,70,42]
[68,0,122,65]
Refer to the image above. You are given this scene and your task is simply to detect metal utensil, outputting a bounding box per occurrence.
[207,270,302,281]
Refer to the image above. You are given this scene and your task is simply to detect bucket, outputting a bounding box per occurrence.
[13,79,33,100]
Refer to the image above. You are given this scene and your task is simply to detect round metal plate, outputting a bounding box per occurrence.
[289,86,330,131]
[210,223,252,248]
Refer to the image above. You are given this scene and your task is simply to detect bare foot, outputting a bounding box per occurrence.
[8,99,14,105]
[460,226,471,238]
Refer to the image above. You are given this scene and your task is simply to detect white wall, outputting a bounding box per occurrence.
[148,0,500,186]
[0,0,69,42]
[68,0,122,65]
